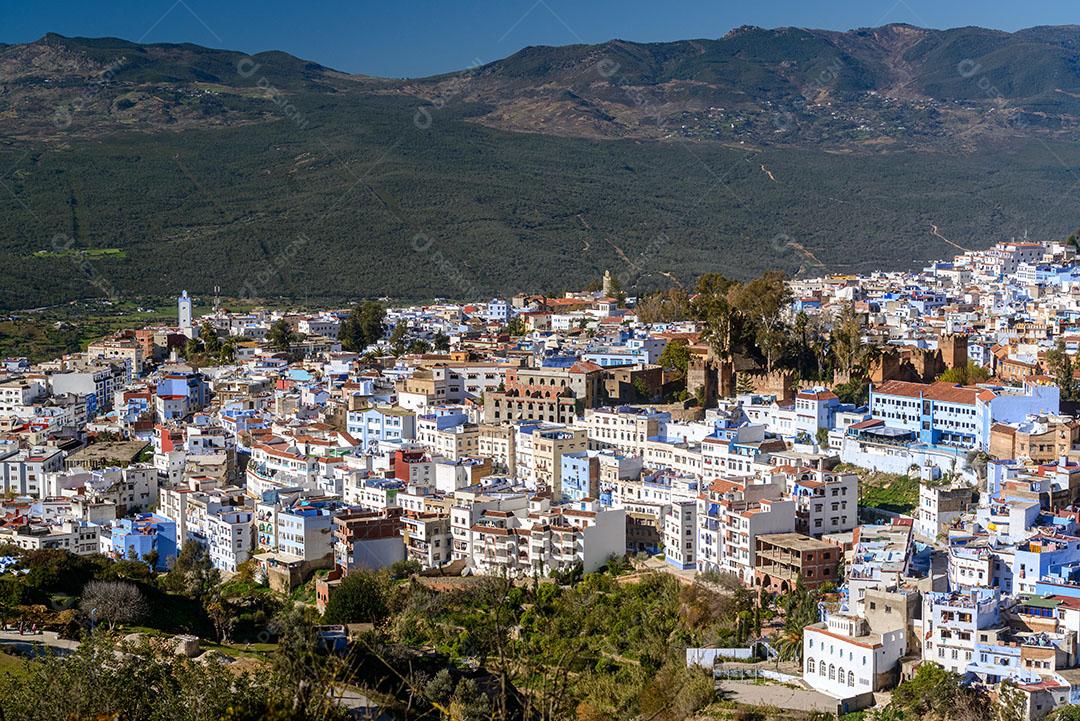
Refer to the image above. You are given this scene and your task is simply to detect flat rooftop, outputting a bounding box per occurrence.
[65,440,149,466]
[757,532,836,552]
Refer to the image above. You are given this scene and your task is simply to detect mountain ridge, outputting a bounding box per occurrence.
[1,26,1080,309]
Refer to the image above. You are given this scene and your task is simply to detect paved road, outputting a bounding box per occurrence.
[0,629,80,652]
[720,680,838,713]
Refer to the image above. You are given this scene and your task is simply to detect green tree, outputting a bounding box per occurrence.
[504,315,526,336]
[182,337,202,359]
[830,304,866,375]
[1046,338,1078,401]
[938,361,991,385]
[388,559,422,580]
[322,569,391,625]
[163,540,220,602]
[833,377,869,406]
[606,274,625,305]
[775,580,819,662]
[267,319,297,352]
[338,301,386,352]
[1048,705,1080,721]
[729,270,791,373]
[22,548,96,596]
[636,659,715,721]
[0,627,350,721]
[692,274,739,358]
[389,323,408,356]
[205,590,237,642]
[888,662,977,719]
[199,321,220,355]
[792,310,829,379]
[658,339,690,376]
[0,575,25,628]
[997,679,1026,721]
[632,376,653,401]
[448,677,493,721]
[423,668,457,710]
[636,288,691,324]
[735,373,755,395]
[432,331,450,351]
[218,337,237,363]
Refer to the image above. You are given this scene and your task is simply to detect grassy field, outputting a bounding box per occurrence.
[119,625,278,661]
[32,248,127,260]
[837,464,921,515]
[861,476,919,515]
[200,640,278,660]
[0,650,30,678]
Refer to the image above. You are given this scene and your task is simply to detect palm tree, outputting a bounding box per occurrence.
[774,624,805,663]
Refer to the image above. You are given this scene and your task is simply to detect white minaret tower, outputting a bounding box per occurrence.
[178,290,195,338]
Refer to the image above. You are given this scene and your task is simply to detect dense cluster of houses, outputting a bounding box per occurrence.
[782,239,1080,718]
[4,240,1080,717]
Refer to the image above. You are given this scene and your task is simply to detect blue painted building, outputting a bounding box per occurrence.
[347,406,416,451]
[483,298,511,323]
[560,451,599,502]
[870,380,1059,451]
[106,513,178,571]
[155,372,210,421]
[1014,534,1080,596]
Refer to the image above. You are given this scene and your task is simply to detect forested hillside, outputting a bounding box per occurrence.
[2,28,1080,308]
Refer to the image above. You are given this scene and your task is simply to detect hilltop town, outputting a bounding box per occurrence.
[2,239,1080,718]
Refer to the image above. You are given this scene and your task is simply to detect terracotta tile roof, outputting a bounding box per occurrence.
[797,390,838,401]
[707,479,743,494]
[569,361,603,374]
[874,380,993,405]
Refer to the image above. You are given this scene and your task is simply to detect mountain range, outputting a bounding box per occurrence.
[2,25,1080,308]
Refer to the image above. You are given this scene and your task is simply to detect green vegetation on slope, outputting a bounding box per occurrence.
[3,96,1080,310]
[838,464,920,515]
[3,29,1080,309]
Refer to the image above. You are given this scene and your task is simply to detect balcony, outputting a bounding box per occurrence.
[406,538,430,551]
[756,548,801,565]
[756,561,799,581]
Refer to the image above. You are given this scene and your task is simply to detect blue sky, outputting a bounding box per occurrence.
[2,0,1079,77]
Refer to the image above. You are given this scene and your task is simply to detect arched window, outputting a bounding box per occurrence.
[829,665,835,680]
[838,667,845,684]
[807,658,816,674]
[848,671,855,686]
[819,659,826,676]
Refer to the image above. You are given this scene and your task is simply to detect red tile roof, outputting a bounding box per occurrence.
[798,390,838,401]
[874,380,994,405]
[569,361,603,374]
